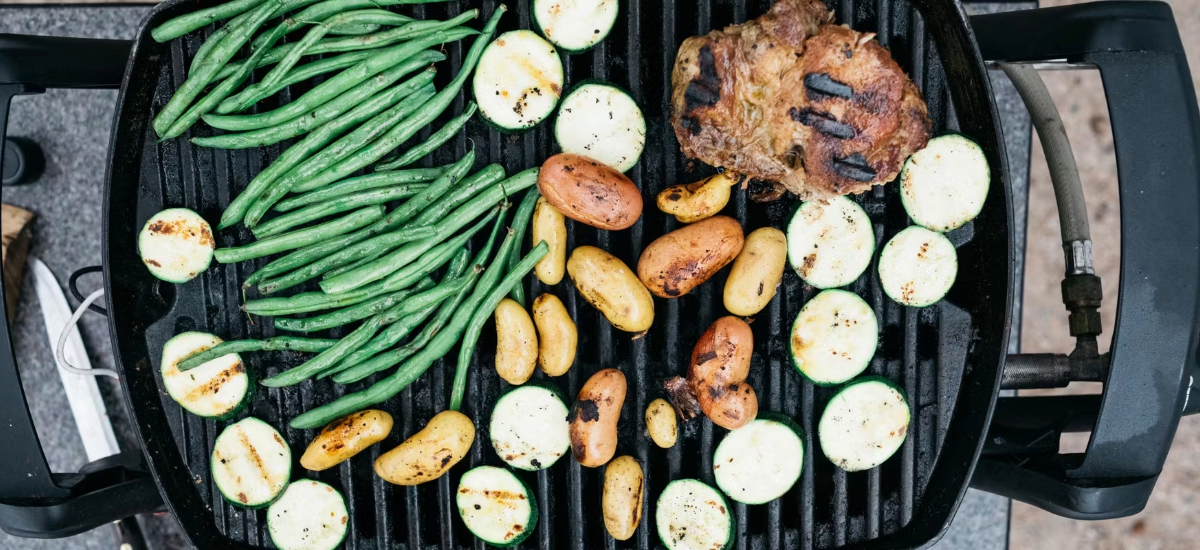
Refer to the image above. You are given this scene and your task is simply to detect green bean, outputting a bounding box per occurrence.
[151,0,267,42]
[235,10,413,115]
[214,206,383,264]
[290,243,545,430]
[276,166,447,212]
[205,26,476,133]
[246,0,440,52]
[318,249,471,379]
[253,184,428,239]
[201,59,439,148]
[218,84,433,230]
[177,336,336,371]
[320,164,535,294]
[256,224,434,294]
[375,104,477,171]
[189,6,249,71]
[214,50,377,114]
[505,189,540,307]
[223,10,476,81]
[241,91,440,227]
[331,212,503,384]
[284,8,503,196]
[329,22,381,35]
[243,287,370,316]
[275,277,434,332]
[245,155,475,286]
[152,0,277,137]
[261,273,470,387]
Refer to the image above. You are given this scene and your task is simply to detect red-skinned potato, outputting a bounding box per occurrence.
[637,215,744,298]
[688,316,758,429]
[569,368,627,467]
[537,153,643,230]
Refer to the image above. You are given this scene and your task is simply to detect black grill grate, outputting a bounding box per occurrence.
[119,0,989,548]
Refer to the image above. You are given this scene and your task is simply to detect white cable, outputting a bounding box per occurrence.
[55,288,120,380]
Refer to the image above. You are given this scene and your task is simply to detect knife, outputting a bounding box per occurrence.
[29,258,148,550]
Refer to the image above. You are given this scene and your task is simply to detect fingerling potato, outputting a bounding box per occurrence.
[301,410,393,471]
[644,398,677,448]
[723,227,788,316]
[567,246,655,332]
[569,368,627,467]
[494,298,538,385]
[532,293,576,376]
[689,317,758,429]
[532,197,567,285]
[538,153,643,230]
[657,172,740,223]
[375,410,475,485]
[637,215,744,298]
[603,455,644,541]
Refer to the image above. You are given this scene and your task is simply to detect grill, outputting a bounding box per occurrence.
[107,1,994,548]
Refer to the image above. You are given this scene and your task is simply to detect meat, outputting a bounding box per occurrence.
[671,0,932,201]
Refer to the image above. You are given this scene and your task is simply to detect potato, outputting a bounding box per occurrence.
[637,215,744,298]
[494,298,538,385]
[301,410,393,471]
[537,153,643,230]
[567,246,655,332]
[656,172,740,223]
[532,197,567,285]
[689,317,758,429]
[723,227,788,316]
[569,368,626,467]
[644,398,678,448]
[375,410,474,485]
[602,455,644,541]
[532,293,576,376]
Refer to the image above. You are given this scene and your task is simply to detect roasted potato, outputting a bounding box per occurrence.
[567,246,654,332]
[375,410,474,485]
[644,398,678,448]
[723,227,788,316]
[494,298,538,385]
[689,317,758,429]
[602,455,645,541]
[532,293,576,376]
[569,368,627,467]
[301,410,393,471]
[532,197,567,285]
[656,172,740,223]
[537,153,643,230]
[637,215,744,298]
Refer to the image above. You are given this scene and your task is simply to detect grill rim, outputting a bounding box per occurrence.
[100,0,1014,549]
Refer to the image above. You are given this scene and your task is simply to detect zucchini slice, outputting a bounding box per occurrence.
[789,290,879,386]
[878,226,957,307]
[554,82,646,172]
[211,417,291,509]
[160,332,250,419]
[457,465,538,548]
[818,376,910,472]
[138,208,215,283]
[712,414,805,505]
[533,0,619,53]
[900,134,990,232]
[473,30,564,132]
[656,479,734,550]
[489,385,571,470]
[786,196,874,289]
[267,479,349,550]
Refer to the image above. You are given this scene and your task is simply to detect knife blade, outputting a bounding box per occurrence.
[29,257,120,462]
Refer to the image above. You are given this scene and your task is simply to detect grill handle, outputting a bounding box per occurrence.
[0,34,164,539]
[970,1,1200,520]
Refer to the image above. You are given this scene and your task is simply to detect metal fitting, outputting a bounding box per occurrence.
[1064,240,1094,275]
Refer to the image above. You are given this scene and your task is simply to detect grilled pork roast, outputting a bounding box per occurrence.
[670,0,931,201]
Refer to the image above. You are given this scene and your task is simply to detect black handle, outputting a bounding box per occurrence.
[0,34,130,187]
[970,1,1200,520]
[69,266,109,317]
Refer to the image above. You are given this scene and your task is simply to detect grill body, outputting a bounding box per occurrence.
[103,0,1011,548]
